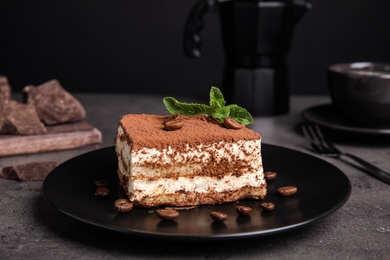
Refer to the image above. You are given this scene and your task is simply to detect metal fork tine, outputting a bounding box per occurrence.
[302,124,337,155]
[307,125,320,143]
[301,125,312,142]
[312,124,339,154]
[302,124,325,153]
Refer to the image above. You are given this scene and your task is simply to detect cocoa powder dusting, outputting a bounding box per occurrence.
[119,114,261,151]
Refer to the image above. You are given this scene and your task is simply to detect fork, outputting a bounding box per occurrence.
[302,124,390,185]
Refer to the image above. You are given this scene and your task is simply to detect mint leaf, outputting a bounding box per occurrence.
[227,104,253,125]
[211,106,230,122]
[163,97,210,116]
[209,86,226,108]
[163,87,254,125]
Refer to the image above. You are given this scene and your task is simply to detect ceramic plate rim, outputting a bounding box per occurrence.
[301,104,390,135]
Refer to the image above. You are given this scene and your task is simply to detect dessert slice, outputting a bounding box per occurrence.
[115,114,265,207]
[115,87,266,208]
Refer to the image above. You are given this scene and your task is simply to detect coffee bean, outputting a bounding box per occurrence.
[156,209,180,220]
[94,179,108,187]
[223,117,244,129]
[236,206,252,216]
[264,171,277,181]
[260,202,275,212]
[206,116,224,126]
[210,211,227,222]
[163,118,184,131]
[114,199,134,213]
[95,186,110,197]
[277,186,297,196]
[164,114,181,121]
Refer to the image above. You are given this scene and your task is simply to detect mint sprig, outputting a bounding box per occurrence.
[163,86,253,125]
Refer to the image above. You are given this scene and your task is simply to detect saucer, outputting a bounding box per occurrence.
[301,104,390,135]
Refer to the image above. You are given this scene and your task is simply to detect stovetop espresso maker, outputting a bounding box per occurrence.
[184,0,311,116]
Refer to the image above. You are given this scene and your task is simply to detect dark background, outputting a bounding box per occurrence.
[1,0,390,98]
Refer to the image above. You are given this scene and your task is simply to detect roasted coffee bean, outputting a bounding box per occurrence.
[264,171,277,181]
[114,199,134,213]
[95,186,110,197]
[94,179,108,187]
[164,114,181,121]
[163,118,184,131]
[210,211,227,222]
[206,116,224,126]
[277,186,297,197]
[156,209,180,220]
[223,117,244,129]
[260,202,275,212]
[236,206,252,216]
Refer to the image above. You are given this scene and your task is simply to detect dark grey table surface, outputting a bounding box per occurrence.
[1,94,389,259]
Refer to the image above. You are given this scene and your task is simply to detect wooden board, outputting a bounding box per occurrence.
[0,121,102,156]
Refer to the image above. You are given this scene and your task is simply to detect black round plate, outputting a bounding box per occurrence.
[301,104,390,135]
[42,144,351,240]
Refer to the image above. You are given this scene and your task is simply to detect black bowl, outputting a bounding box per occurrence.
[327,62,390,127]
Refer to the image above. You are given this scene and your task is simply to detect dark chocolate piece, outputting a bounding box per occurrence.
[23,79,86,125]
[0,161,57,181]
[1,100,46,135]
[0,75,11,101]
[0,75,11,115]
[0,114,17,134]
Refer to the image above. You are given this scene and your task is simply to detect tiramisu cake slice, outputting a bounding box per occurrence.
[114,87,266,208]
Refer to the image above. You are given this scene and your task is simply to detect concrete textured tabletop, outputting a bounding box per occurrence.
[1,94,389,259]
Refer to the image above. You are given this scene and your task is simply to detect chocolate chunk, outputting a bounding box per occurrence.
[0,75,11,115]
[1,100,46,135]
[0,75,11,101]
[0,114,17,134]
[0,80,46,134]
[0,161,57,181]
[23,79,86,125]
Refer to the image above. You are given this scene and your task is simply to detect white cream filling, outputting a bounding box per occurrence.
[129,171,264,199]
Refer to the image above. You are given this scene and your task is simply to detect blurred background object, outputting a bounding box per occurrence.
[0,0,390,98]
[327,62,390,127]
[184,0,311,116]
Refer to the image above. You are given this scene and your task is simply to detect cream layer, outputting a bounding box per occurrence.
[115,124,265,206]
[127,171,264,199]
[116,125,262,178]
